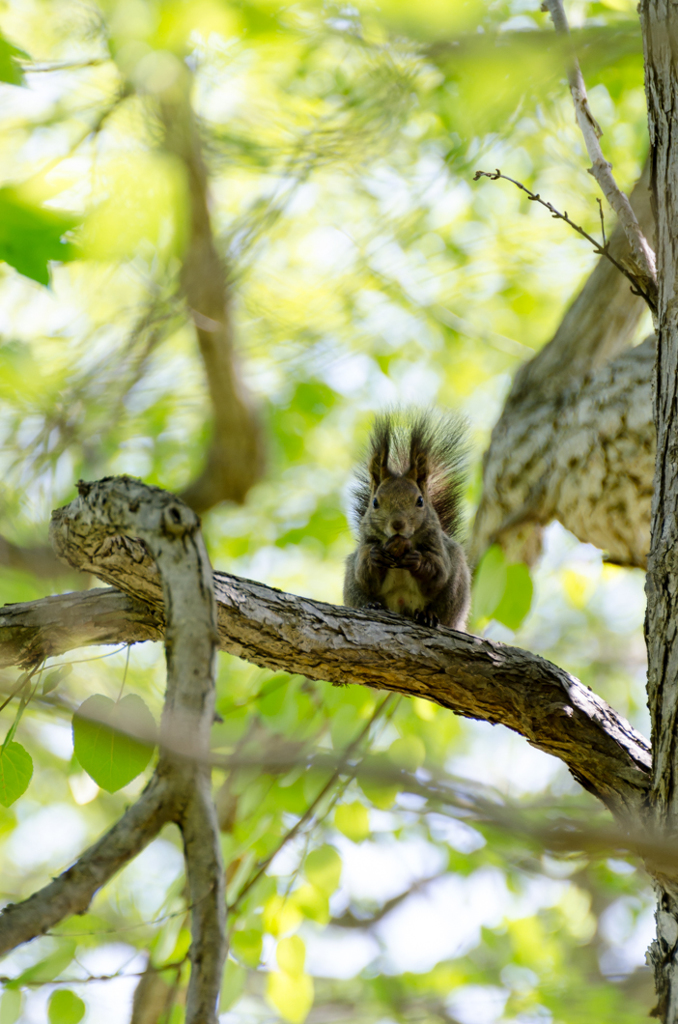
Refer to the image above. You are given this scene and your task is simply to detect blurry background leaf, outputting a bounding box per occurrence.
[0,188,79,285]
[494,562,534,631]
[47,989,85,1024]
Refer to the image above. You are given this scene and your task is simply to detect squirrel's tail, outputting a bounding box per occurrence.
[351,409,469,536]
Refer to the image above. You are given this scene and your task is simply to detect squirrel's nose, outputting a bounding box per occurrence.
[390,518,406,533]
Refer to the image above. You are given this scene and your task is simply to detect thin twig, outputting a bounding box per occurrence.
[229,694,395,911]
[541,0,656,307]
[473,169,654,309]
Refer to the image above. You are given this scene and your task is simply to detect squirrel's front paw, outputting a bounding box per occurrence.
[365,600,386,611]
[369,545,397,569]
[400,551,423,572]
[414,609,439,628]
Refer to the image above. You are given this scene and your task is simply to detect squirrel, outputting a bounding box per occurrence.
[343,411,471,630]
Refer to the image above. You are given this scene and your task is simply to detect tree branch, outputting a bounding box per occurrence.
[49,477,225,1024]
[180,777,226,1024]
[159,76,264,514]
[0,491,652,818]
[1,479,225,1024]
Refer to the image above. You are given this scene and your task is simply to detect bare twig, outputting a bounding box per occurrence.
[473,168,655,309]
[541,0,657,309]
[230,695,394,910]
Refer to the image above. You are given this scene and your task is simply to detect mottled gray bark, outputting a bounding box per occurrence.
[640,2,678,1020]
[473,333,655,568]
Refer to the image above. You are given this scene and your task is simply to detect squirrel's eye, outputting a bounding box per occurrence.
[372,497,379,509]
[416,495,424,507]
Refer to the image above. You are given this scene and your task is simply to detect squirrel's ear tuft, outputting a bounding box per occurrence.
[368,417,392,490]
[407,420,429,489]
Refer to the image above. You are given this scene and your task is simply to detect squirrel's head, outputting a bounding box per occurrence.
[366,423,432,538]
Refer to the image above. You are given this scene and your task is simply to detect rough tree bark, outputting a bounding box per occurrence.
[0,514,649,815]
[639,2,678,1019]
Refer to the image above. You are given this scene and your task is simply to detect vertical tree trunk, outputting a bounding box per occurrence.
[640,2,678,1019]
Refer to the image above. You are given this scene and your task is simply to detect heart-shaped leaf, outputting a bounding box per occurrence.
[0,742,33,806]
[73,694,156,793]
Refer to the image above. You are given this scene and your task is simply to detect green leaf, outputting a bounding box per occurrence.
[219,959,246,1012]
[72,693,156,793]
[304,845,342,894]
[334,801,370,843]
[48,989,85,1024]
[0,743,32,806]
[0,988,22,1024]
[493,563,533,631]
[231,928,263,967]
[0,36,28,87]
[277,936,306,976]
[291,883,329,924]
[388,736,426,772]
[267,969,314,1024]
[358,775,399,810]
[13,941,76,986]
[43,665,72,695]
[0,188,79,285]
[472,544,507,620]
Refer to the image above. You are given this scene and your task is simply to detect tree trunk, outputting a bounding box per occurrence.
[639,3,678,1019]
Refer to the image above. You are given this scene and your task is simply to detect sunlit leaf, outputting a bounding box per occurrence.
[472,544,508,620]
[291,883,329,924]
[0,743,32,807]
[48,990,85,1024]
[493,563,533,631]
[231,928,263,967]
[0,188,78,285]
[72,693,156,793]
[266,969,314,1024]
[264,895,303,937]
[0,36,28,86]
[276,935,306,976]
[388,735,426,772]
[304,845,342,894]
[12,942,76,986]
[334,801,370,843]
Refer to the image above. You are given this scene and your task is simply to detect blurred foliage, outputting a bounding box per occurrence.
[0,0,655,1021]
